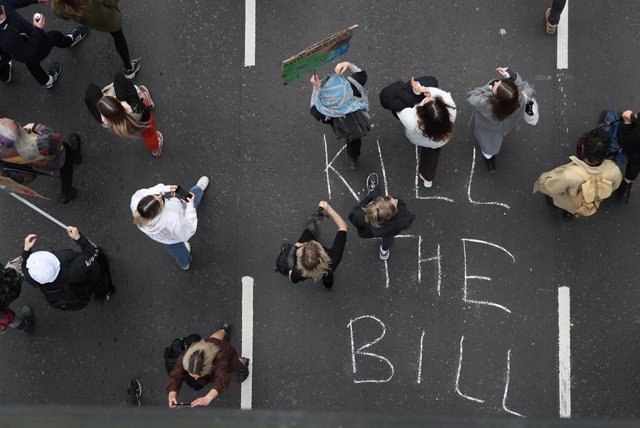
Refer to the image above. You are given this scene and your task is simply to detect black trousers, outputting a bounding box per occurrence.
[26,31,73,85]
[60,142,75,194]
[110,28,132,68]
[346,138,361,161]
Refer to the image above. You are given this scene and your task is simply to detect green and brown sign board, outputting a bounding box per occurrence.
[282,24,358,86]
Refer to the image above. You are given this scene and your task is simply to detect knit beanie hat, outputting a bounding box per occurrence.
[26,251,60,284]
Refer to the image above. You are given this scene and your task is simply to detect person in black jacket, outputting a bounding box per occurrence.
[21,226,115,310]
[616,110,640,203]
[0,0,87,88]
[310,61,368,170]
[289,201,347,289]
[349,173,416,260]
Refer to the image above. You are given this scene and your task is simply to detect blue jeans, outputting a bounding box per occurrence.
[164,185,204,269]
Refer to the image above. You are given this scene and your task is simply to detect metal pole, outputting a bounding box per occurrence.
[9,192,68,230]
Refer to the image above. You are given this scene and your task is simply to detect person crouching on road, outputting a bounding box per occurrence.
[289,201,347,289]
[21,226,115,310]
[349,173,415,261]
[131,177,210,270]
[167,322,249,408]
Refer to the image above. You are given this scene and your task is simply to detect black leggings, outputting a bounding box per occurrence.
[26,31,72,85]
[110,28,132,68]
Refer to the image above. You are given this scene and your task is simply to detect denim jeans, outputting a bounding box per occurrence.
[164,184,204,269]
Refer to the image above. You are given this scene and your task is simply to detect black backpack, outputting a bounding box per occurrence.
[331,110,373,140]
[0,267,22,308]
[164,333,203,374]
[274,243,296,276]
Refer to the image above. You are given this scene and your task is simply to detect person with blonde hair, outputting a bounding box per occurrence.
[84,72,162,156]
[289,200,348,289]
[349,173,415,260]
[167,322,249,408]
[130,177,210,270]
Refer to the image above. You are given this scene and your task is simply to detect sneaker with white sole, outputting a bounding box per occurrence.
[124,58,141,79]
[366,172,379,192]
[151,132,163,157]
[379,245,390,261]
[68,25,88,47]
[138,84,154,110]
[419,174,433,188]
[196,176,210,191]
[44,62,61,89]
[181,242,192,270]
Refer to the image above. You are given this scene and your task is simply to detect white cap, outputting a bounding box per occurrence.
[26,251,61,284]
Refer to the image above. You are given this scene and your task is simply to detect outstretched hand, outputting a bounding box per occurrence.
[24,234,37,251]
[334,62,352,75]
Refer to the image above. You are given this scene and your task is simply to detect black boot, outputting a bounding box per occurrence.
[67,133,82,165]
[58,187,77,204]
[485,156,496,174]
[617,180,632,203]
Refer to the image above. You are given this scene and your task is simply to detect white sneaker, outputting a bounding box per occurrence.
[185,242,191,253]
[379,245,390,261]
[196,176,210,191]
[419,174,432,188]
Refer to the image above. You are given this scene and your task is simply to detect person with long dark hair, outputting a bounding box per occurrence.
[51,0,140,78]
[85,72,162,156]
[467,67,534,173]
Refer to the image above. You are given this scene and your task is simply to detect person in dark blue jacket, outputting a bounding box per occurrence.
[0,0,87,88]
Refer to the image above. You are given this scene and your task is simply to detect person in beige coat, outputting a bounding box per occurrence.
[533,129,622,216]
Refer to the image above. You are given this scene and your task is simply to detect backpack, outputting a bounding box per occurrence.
[274,243,297,276]
[598,110,627,166]
[569,165,614,217]
[0,267,22,308]
[41,281,92,311]
[163,333,202,374]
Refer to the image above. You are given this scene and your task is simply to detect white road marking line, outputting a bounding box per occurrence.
[558,286,571,418]
[241,276,254,409]
[244,0,256,67]
[376,139,389,196]
[417,330,426,384]
[557,0,569,70]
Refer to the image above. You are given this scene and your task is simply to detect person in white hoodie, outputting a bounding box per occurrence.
[397,78,456,188]
[130,176,209,270]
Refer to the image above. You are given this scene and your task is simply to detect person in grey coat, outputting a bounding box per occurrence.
[467,67,534,173]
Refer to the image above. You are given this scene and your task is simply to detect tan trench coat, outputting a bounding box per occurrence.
[533,156,622,214]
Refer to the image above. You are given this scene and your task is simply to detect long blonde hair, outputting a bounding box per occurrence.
[296,240,331,280]
[364,196,397,228]
[182,340,220,377]
[97,96,146,138]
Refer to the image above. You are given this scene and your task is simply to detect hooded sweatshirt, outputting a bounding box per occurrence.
[130,184,197,244]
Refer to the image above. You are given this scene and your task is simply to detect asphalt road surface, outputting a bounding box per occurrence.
[1,0,639,419]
